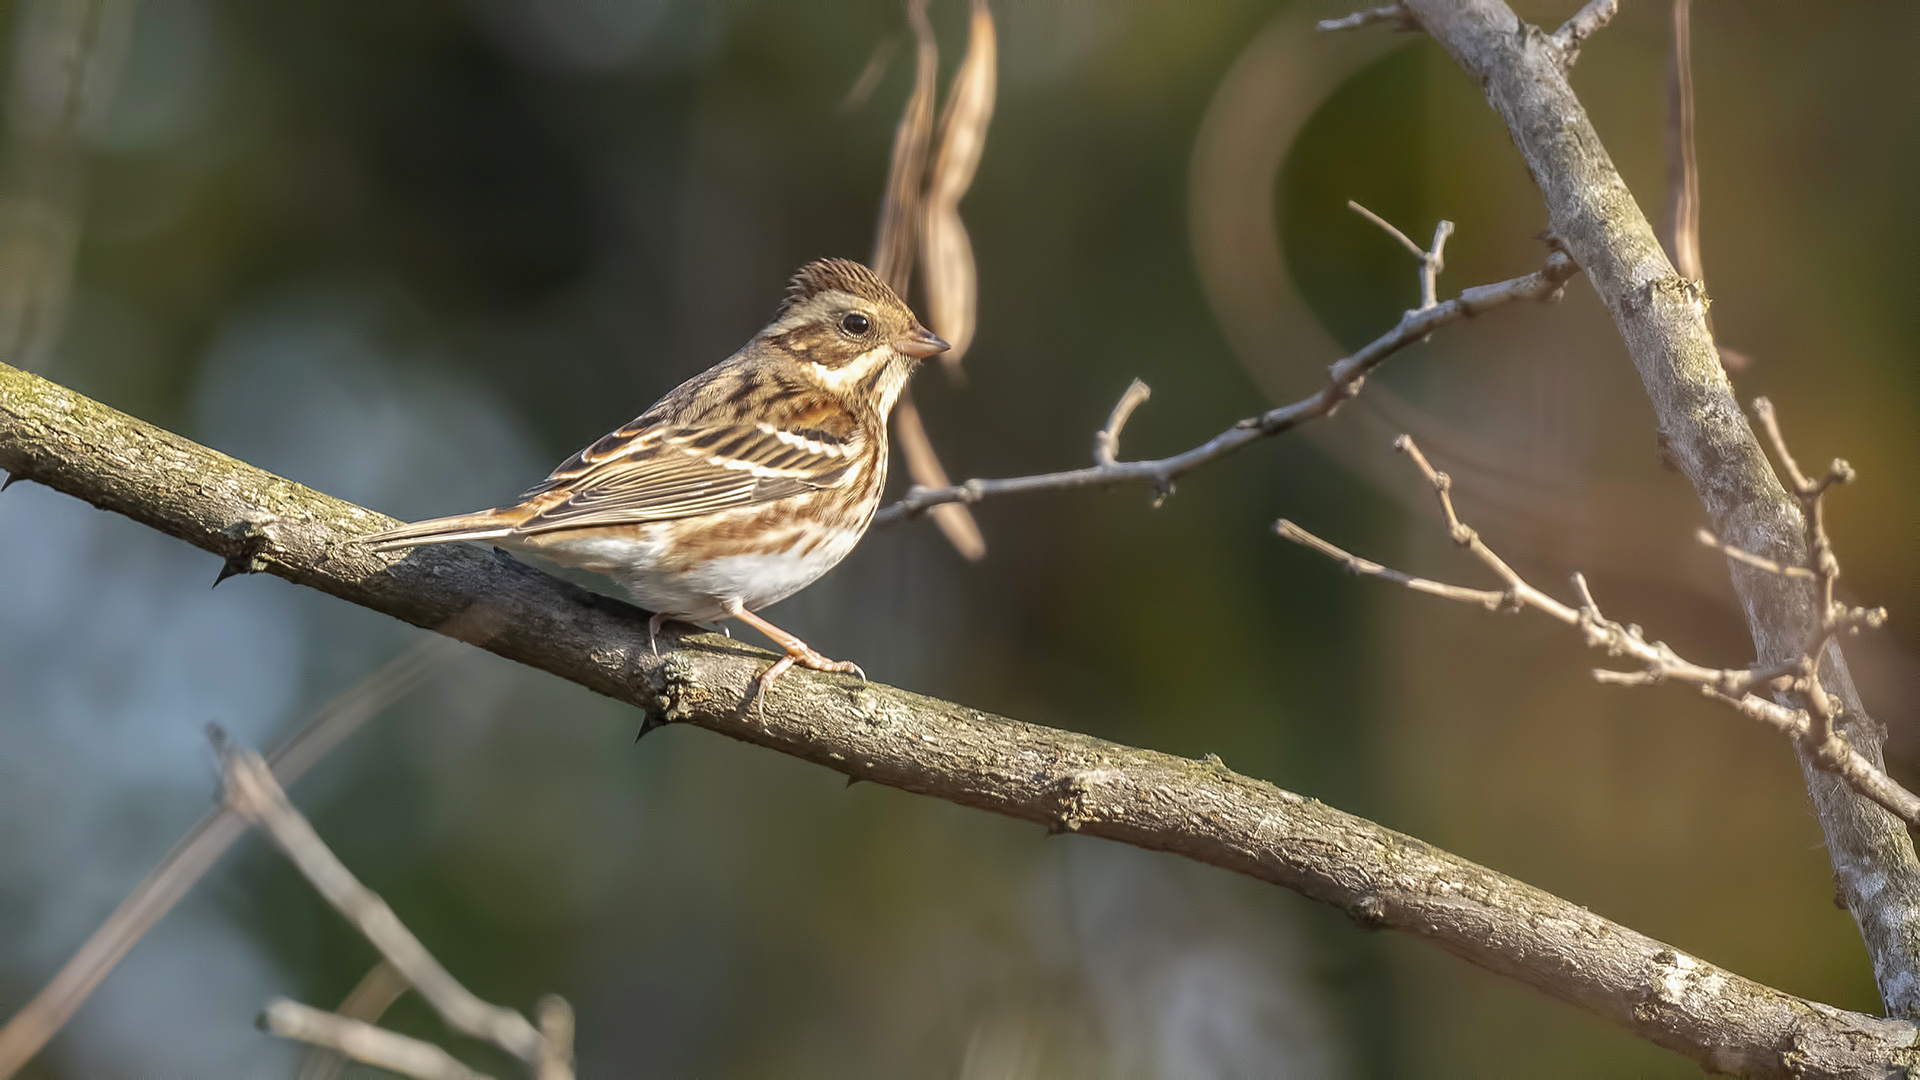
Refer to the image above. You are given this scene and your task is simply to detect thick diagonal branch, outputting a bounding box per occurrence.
[4,365,1918,1077]
[1399,0,1920,1021]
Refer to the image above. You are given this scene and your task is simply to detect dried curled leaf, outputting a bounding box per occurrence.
[920,0,996,377]
[870,0,987,561]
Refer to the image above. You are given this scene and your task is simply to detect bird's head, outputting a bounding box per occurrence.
[758,258,948,416]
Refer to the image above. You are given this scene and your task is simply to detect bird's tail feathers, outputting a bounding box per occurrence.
[361,511,518,552]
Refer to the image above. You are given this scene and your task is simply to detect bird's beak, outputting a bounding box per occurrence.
[894,324,950,359]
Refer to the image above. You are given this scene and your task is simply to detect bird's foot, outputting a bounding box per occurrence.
[750,645,865,712]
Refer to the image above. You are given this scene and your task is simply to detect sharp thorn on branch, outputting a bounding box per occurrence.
[212,556,253,588]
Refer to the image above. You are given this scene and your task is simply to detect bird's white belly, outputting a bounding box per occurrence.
[510,522,864,623]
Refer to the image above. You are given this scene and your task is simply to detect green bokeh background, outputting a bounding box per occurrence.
[3,1,1917,1076]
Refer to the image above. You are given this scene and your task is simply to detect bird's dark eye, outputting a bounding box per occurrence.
[840,312,871,336]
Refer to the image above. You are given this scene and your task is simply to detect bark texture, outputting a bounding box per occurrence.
[1403,0,1920,1020]
[4,362,1918,1076]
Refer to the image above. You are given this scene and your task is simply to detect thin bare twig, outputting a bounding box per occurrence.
[0,632,471,1079]
[1347,201,1453,311]
[1346,199,1425,261]
[1747,397,1882,750]
[295,960,412,1080]
[1317,4,1416,34]
[1274,520,1507,609]
[1549,0,1618,68]
[875,247,1578,525]
[1277,433,1916,826]
[262,999,494,1080]
[1695,528,1815,579]
[216,738,546,1066]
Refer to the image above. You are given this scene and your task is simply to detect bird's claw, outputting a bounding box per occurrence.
[749,648,864,713]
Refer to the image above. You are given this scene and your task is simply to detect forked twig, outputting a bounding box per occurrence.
[1347,200,1452,311]
[215,735,573,1075]
[0,625,479,1079]
[1276,427,1912,825]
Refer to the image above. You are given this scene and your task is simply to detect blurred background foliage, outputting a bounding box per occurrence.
[1,0,1916,1076]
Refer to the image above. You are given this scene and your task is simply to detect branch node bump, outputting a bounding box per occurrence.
[1349,894,1389,930]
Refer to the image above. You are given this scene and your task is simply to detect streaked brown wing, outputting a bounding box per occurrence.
[512,423,862,533]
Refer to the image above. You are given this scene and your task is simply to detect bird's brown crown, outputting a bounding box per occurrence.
[778,258,901,317]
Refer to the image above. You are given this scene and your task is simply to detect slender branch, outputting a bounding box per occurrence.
[876,248,1578,524]
[1549,0,1619,68]
[4,365,1917,1076]
[1274,519,1507,609]
[1347,200,1452,310]
[1346,199,1426,261]
[1696,528,1815,579]
[0,633,468,1079]
[296,961,413,1080]
[216,738,545,1066]
[261,999,494,1080]
[1400,0,1920,1022]
[1278,434,1919,828]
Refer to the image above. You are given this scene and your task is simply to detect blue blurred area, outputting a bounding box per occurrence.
[2,0,1917,1076]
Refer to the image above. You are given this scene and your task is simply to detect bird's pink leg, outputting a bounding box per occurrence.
[647,612,669,656]
[727,603,865,707]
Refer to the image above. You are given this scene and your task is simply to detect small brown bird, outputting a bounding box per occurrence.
[364,258,949,700]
